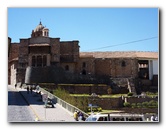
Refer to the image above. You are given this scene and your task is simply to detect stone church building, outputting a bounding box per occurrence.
[8,22,158,93]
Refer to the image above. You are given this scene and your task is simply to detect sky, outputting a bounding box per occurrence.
[8,8,158,52]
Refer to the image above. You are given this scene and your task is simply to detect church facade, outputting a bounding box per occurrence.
[8,22,158,93]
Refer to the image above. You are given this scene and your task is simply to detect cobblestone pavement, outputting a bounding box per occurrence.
[8,85,36,122]
[9,85,75,122]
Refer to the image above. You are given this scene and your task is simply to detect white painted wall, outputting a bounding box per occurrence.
[149,60,153,80]
[153,60,158,75]
[148,59,158,80]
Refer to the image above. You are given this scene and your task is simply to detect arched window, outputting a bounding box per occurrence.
[121,61,126,67]
[43,55,47,67]
[82,62,86,68]
[32,55,48,67]
[65,65,69,71]
[32,56,36,67]
[37,55,42,67]
[82,69,86,75]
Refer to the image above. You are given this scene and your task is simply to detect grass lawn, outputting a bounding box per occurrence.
[70,94,128,98]
[70,94,90,97]
[99,94,127,98]
[87,110,124,115]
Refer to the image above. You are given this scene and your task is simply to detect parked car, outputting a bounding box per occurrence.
[85,113,146,122]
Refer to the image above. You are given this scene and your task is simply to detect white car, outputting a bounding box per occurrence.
[85,113,146,122]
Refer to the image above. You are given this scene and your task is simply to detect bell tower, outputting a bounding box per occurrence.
[31,21,49,38]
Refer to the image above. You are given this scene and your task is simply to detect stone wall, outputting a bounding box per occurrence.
[50,38,60,63]
[25,66,67,84]
[95,59,111,76]
[60,62,76,73]
[60,41,79,62]
[8,43,19,61]
[39,84,109,95]
[88,97,123,109]
[38,83,158,113]
[19,39,29,64]
[125,97,158,104]
[10,62,18,85]
[56,85,109,95]
[94,58,138,78]
[76,56,95,75]
[88,97,158,112]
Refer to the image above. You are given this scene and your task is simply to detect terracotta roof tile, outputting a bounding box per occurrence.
[29,44,50,47]
[80,51,158,59]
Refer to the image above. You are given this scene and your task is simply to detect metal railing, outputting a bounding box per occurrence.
[39,87,89,118]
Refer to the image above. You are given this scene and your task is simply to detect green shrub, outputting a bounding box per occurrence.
[127,92,134,96]
[130,101,158,108]
[142,101,149,108]
[136,103,142,108]
[123,102,131,107]
[148,100,158,108]
[53,87,88,112]
[131,103,136,108]
[87,106,102,112]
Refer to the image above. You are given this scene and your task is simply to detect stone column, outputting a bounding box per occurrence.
[28,55,32,66]
[149,60,153,80]
[47,54,50,66]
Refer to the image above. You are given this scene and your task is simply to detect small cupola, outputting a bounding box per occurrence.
[31,21,49,38]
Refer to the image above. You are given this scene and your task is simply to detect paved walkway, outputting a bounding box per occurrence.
[10,85,75,122]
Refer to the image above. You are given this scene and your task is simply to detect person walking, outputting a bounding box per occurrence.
[151,115,155,121]
[78,111,84,121]
[74,110,78,121]
[30,86,33,94]
[27,86,29,94]
[15,83,17,89]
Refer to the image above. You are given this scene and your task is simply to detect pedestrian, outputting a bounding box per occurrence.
[15,83,17,89]
[78,111,85,121]
[20,83,22,89]
[36,84,39,94]
[147,117,150,121]
[155,116,158,121]
[151,115,155,121]
[74,110,78,121]
[27,86,29,94]
[30,86,33,94]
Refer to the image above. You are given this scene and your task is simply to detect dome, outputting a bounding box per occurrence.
[34,21,45,32]
[43,27,49,30]
[31,21,49,37]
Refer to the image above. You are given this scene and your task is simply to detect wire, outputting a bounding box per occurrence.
[85,36,158,51]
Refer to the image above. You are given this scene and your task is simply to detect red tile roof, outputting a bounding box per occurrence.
[80,51,158,59]
[29,44,50,47]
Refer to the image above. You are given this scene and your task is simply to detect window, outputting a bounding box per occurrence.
[82,69,86,75]
[65,65,69,71]
[138,60,149,79]
[98,117,104,121]
[43,55,47,67]
[82,62,86,68]
[32,56,36,67]
[37,56,42,67]
[32,55,48,67]
[121,61,126,67]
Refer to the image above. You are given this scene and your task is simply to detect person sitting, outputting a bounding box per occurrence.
[47,98,54,108]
